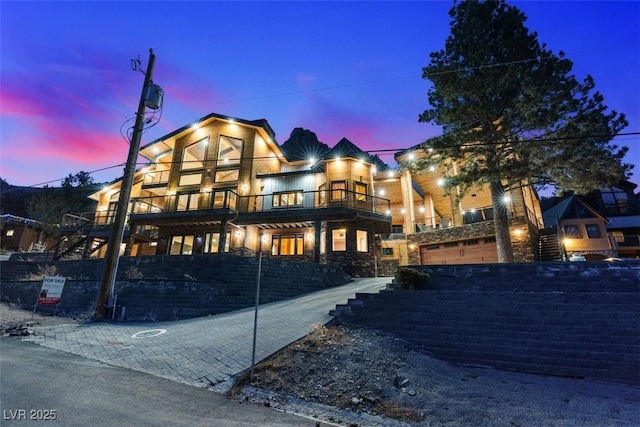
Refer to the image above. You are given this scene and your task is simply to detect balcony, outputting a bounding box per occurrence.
[121,189,391,229]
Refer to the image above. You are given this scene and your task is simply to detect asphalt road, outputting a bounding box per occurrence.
[0,338,326,427]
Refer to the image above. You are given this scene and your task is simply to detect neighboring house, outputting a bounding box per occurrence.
[56,112,546,276]
[0,214,56,253]
[585,182,640,259]
[542,195,616,260]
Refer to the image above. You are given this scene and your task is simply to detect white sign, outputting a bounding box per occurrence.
[38,276,66,305]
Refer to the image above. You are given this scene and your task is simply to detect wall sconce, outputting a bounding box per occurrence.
[408,243,416,250]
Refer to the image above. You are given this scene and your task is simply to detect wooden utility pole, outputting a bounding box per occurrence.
[94,49,156,320]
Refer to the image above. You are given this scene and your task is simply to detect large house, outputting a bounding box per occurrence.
[56,112,550,276]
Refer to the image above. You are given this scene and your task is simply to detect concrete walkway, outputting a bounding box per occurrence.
[23,277,390,392]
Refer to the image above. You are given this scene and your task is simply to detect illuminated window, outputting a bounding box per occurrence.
[214,169,239,182]
[179,173,202,186]
[354,182,367,202]
[169,235,194,255]
[330,181,347,201]
[5,229,14,237]
[611,231,624,243]
[176,193,199,211]
[217,135,243,166]
[271,234,304,255]
[332,228,347,251]
[318,183,326,206]
[273,191,304,207]
[585,223,602,239]
[203,231,231,253]
[181,138,207,170]
[356,230,368,252]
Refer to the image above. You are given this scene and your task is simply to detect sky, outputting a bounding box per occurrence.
[1,1,639,190]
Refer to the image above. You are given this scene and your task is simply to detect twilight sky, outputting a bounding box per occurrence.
[1,1,638,189]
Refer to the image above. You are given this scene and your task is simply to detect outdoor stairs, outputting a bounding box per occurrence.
[538,226,562,261]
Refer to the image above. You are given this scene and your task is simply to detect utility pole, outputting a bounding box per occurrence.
[94,49,157,320]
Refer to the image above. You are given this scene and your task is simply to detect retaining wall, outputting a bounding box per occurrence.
[0,254,350,320]
[333,262,640,385]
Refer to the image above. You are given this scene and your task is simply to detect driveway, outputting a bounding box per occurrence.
[23,277,390,391]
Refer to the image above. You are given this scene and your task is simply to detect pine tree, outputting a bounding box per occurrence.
[411,0,631,262]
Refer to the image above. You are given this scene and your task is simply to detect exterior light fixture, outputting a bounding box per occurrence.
[503,195,512,203]
[437,178,445,186]
[400,208,406,214]
[379,189,386,196]
[387,170,394,178]
[309,157,316,165]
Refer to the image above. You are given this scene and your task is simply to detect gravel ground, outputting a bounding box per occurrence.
[3,303,639,426]
[234,323,640,427]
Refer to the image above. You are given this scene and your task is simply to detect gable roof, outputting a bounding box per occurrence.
[543,195,609,227]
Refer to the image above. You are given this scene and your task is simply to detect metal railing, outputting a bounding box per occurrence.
[242,189,390,215]
[142,170,170,186]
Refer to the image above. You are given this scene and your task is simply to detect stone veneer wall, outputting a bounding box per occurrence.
[406,219,536,264]
[0,254,349,321]
[333,262,640,386]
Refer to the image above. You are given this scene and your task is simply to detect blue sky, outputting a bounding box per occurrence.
[1,1,638,188]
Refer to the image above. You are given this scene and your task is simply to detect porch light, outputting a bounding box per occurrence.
[503,195,512,203]
[437,178,445,187]
[419,206,425,213]
[400,208,406,214]
[408,152,415,161]
[385,209,391,216]
[309,157,316,165]
[378,189,386,196]
[514,229,523,236]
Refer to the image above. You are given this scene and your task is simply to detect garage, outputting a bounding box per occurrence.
[419,237,498,265]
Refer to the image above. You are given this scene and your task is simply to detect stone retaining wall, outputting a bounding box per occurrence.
[1,254,350,320]
[333,262,640,385]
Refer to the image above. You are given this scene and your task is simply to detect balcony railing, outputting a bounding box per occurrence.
[243,189,390,215]
[616,235,640,247]
[142,170,170,186]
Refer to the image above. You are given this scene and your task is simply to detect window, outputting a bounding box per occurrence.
[273,191,304,207]
[214,169,239,183]
[330,181,347,201]
[381,247,393,256]
[612,231,625,243]
[217,135,243,166]
[585,223,602,238]
[356,230,368,252]
[563,224,582,239]
[271,234,304,255]
[212,190,236,209]
[332,229,347,251]
[354,182,367,202]
[179,173,202,186]
[203,231,231,253]
[181,138,207,170]
[5,229,14,237]
[601,186,629,215]
[391,224,403,234]
[169,235,194,255]
[318,183,326,206]
[176,193,199,211]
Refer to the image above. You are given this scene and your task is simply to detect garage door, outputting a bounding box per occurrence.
[420,238,498,265]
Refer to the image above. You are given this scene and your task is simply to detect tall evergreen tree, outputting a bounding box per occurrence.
[411,0,631,262]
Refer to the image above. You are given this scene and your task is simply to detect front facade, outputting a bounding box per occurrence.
[57,112,546,276]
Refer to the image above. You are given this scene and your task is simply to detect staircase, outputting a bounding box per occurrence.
[538,226,562,261]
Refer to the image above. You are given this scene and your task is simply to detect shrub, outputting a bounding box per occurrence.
[394,267,429,290]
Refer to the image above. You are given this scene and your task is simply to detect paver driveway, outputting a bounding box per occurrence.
[24,277,389,391]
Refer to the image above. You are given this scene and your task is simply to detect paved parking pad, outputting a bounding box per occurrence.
[24,278,389,392]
